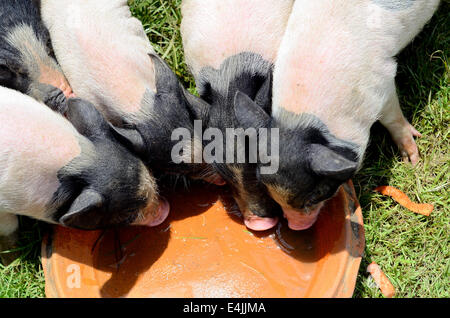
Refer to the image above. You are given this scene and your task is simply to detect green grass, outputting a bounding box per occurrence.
[0,0,448,298]
[0,219,46,297]
[352,1,449,297]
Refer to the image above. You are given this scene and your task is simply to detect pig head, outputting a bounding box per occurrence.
[0,87,166,262]
[40,0,220,182]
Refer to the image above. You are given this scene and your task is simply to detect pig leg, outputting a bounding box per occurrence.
[28,82,68,114]
[379,87,421,165]
[0,213,20,265]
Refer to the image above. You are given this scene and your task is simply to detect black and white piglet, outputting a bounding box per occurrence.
[0,0,72,112]
[181,0,294,230]
[0,87,168,264]
[235,0,440,230]
[40,0,223,184]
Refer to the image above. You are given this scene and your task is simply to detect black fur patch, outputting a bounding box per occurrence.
[50,99,151,230]
[196,52,281,218]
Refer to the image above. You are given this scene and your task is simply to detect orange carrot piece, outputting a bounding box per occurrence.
[367,262,396,298]
[374,186,433,216]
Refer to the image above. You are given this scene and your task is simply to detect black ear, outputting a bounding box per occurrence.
[109,124,146,156]
[59,189,104,230]
[181,88,210,120]
[234,91,271,129]
[254,72,272,114]
[149,54,180,93]
[150,53,210,120]
[66,98,108,137]
[308,144,358,181]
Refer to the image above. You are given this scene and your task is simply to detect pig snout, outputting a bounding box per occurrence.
[282,203,324,231]
[244,214,279,231]
[235,194,280,231]
[133,197,170,227]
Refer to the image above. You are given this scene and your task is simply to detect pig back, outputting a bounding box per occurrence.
[272,0,439,149]
[367,0,440,53]
[181,0,294,77]
[41,0,158,125]
[0,87,82,219]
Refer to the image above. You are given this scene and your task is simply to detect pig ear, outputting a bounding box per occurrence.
[59,189,104,230]
[254,72,273,114]
[308,144,358,181]
[66,98,107,137]
[109,124,147,156]
[149,54,180,93]
[182,88,210,120]
[234,91,271,129]
[149,53,209,119]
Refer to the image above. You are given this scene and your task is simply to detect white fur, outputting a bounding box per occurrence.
[41,0,157,125]
[181,0,294,76]
[0,86,83,222]
[272,0,440,160]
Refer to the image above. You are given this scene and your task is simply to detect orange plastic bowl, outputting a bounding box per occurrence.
[42,180,364,298]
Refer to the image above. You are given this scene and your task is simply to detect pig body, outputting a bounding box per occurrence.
[181,0,293,79]
[0,0,72,111]
[0,87,163,264]
[40,0,218,182]
[181,0,294,230]
[235,0,440,230]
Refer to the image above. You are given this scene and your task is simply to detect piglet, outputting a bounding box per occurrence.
[0,87,168,265]
[234,0,440,230]
[40,0,222,184]
[181,0,294,230]
[0,0,72,112]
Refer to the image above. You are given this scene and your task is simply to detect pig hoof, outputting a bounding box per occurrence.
[396,124,421,166]
[45,88,68,115]
[408,124,422,138]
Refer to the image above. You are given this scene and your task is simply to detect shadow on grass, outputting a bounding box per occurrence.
[353,1,449,297]
[9,217,48,266]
